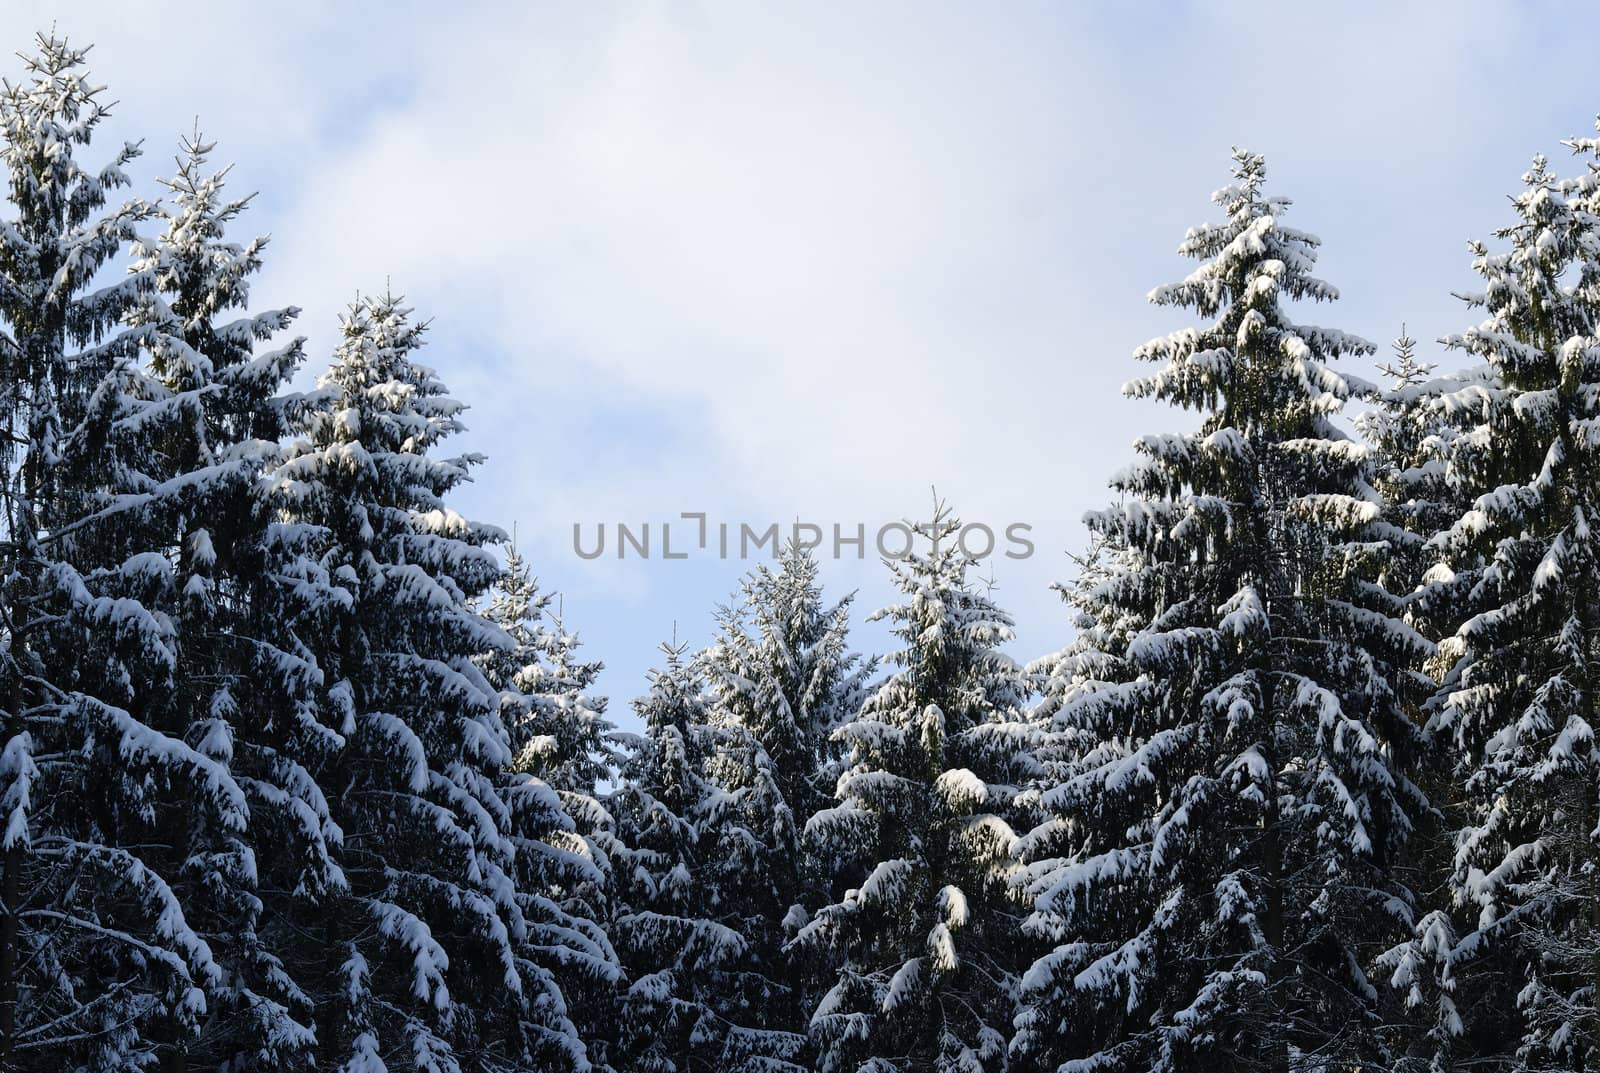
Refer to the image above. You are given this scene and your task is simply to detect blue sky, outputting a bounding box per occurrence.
[8,1,1600,726]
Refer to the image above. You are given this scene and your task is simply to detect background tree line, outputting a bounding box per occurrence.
[1,30,1597,1073]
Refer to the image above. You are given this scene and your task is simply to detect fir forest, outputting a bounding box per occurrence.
[6,27,1600,1073]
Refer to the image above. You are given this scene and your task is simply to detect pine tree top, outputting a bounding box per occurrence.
[0,32,142,245]
[1375,326,1436,389]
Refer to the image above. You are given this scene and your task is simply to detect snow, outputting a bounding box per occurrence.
[7,35,1600,1072]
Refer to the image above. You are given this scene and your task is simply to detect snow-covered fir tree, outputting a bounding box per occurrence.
[1417,142,1600,1069]
[490,548,622,801]
[1022,533,1149,800]
[795,502,1031,1073]
[61,131,332,1071]
[1358,331,1513,1071]
[703,541,873,851]
[609,638,774,1073]
[0,35,244,1072]
[480,544,623,1072]
[270,293,566,1071]
[1354,328,1496,679]
[1347,332,1489,1073]
[527,596,630,1066]
[1356,330,1456,607]
[699,541,874,1065]
[1012,151,1432,1073]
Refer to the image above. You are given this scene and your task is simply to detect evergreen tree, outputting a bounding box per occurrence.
[0,35,241,1070]
[529,597,629,1073]
[699,541,874,1063]
[704,541,873,845]
[1357,330,1454,606]
[481,544,623,1072]
[1355,328,1494,672]
[1360,333,1513,1071]
[273,293,557,1071]
[72,131,331,1071]
[1351,332,1495,1073]
[1012,150,1430,1073]
[796,502,1030,1073]
[1023,533,1149,799]
[1418,142,1600,1069]
[609,639,762,1073]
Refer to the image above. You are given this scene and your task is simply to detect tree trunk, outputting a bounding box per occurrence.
[0,838,18,1062]
[0,609,17,1062]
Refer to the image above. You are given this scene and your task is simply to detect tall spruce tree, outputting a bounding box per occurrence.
[1357,330,1454,606]
[1012,150,1431,1073]
[609,639,763,1073]
[0,35,246,1071]
[480,544,622,1072]
[1355,329,1494,670]
[1023,533,1149,801]
[525,594,628,1072]
[1362,334,1511,1071]
[796,502,1030,1073]
[70,132,329,1070]
[703,541,873,846]
[271,294,563,1071]
[699,541,874,1064]
[1419,143,1600,1069]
